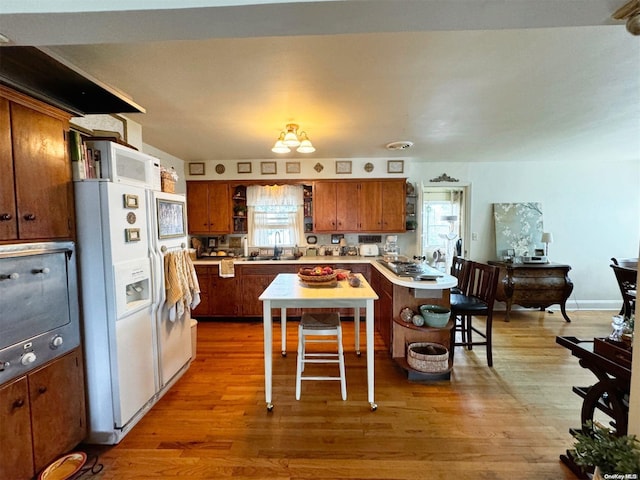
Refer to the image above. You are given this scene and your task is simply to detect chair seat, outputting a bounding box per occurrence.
[301,312,340,329]
[450,294,489,312]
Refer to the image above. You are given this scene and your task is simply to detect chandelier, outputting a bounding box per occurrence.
[272,123,315,153]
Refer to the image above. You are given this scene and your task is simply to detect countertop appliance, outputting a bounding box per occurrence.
[0,242,80,386]
[75,143,193,444]
[360,244,379,257]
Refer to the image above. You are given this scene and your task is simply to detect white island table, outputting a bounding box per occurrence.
[259,273,379,411]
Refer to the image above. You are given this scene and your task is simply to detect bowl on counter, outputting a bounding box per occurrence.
[419,304,451,328]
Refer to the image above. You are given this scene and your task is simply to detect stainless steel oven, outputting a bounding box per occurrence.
[0,242,80,385]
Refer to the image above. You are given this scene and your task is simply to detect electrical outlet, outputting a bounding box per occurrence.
[472,232,478,241]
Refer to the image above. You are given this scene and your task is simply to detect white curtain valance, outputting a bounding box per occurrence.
[246,184,303,207]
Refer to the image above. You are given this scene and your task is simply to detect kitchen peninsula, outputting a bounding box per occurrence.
[192,256,458,380]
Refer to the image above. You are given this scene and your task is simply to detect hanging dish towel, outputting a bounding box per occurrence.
[219,258,235,278]
[165,250,201,321]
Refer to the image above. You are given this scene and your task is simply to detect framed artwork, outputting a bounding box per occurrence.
[286,162,301,174]
[189,162,205,175]
[208,237,217,248]
[261,161,277,175]
[157,198,186,239]
[335,160,352,174]
[387,160,404,174]
[237,162,252,174]
[124,228,141,242]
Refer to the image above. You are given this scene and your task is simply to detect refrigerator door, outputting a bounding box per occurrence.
[148,191,193,390]
[114,305,156,427]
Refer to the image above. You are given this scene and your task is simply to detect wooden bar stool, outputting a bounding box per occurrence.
[296,312,347,400]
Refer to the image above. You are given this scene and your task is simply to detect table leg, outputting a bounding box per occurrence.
[366,299,377,411]
[263,300,274,411]
[281,307,287,356]
[560,301,572,322]
[354,306,361,356]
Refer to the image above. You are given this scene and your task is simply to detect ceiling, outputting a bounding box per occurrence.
[0,1,638,164]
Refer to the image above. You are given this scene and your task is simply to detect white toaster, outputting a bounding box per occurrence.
[360,244,379,257]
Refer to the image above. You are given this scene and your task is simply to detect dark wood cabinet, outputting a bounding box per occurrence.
[489,261,574,322]
[186,181,231,234]
[0,87,73,242]
[0,347,86,480]
[192,265,239,317]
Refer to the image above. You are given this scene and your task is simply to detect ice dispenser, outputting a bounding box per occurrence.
[114,258,151,318]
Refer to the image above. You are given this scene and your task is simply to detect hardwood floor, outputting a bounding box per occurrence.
[81,310,614,479]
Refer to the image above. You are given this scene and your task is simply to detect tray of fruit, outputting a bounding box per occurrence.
[298,266,338,285]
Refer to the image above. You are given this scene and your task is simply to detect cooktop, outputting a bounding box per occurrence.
[377,258,444,281]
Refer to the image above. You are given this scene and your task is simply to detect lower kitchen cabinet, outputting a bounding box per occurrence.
[0,347,86,480]
[192,265,239,317]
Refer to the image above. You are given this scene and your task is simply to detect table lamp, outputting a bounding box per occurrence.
[541,232,553,257]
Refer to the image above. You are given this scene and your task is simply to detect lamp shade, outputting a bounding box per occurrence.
[541,232,553,244]
[283,124,301,147]
[296,132,315,153]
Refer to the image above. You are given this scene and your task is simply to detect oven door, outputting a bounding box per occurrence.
[0,251,71,349]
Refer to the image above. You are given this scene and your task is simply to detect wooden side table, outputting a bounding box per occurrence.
[488,261,573,322]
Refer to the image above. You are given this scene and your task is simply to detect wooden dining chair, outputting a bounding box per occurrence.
[449,262,499,367]
[610,264,637,318]
[450,256,471,295]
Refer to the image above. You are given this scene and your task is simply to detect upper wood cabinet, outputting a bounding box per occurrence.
[0,88,73,242]
[313,181,359,232]
[186,181,231,234]
[315,179,405,233]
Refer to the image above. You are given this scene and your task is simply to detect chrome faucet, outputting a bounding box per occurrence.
[273,231,282,260]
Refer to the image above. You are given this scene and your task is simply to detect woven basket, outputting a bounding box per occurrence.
[406,342,449,373]
[298,272,338,283]
[161,176,176,193]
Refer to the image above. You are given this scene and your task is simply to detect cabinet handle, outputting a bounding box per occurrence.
[12,398,25,409]
[0,213,12,221]
[38,386,47,394]
[23,214,36,221]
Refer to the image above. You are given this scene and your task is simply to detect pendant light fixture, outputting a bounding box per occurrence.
[272,123,315,153]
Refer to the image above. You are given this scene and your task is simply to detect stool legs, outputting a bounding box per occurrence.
[295,315,347,401]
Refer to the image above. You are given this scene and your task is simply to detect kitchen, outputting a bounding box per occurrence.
[1,1,640,479]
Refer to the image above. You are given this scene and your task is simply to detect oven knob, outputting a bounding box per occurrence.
[51,335,64,349]
[21,352,36,366]
[0,361,9,371]
[0,272,19,280]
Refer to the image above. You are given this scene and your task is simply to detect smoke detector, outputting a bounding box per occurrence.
[386,141,414,151]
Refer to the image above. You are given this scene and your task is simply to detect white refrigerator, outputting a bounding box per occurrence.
[75,158,192,445]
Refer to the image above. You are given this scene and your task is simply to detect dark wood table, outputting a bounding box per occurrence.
[488,261,573,322]
[556,336,632,479]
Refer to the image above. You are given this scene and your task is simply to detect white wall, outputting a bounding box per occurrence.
[404,158,640,309]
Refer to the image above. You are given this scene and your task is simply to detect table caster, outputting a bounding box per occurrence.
[266,403,274,412]
[370,402,377,411]
[356,350,361,357]
[281,351,287,357]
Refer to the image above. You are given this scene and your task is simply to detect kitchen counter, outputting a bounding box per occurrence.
[193,256,458,290]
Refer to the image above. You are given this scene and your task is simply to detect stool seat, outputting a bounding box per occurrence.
[296,312,347,400]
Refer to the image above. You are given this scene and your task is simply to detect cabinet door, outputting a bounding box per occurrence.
[210,269,240,316]
[381,180,406,232]
[192,266,211,316]
[187,182,211,234]
[313,181,337,232]
[207,183,231,233]
[358,181,383,231]
[11,103,72,240]
[335,182,359,231]
[0,376,34,480]
[0,98,17,240]
[29,348,86,473]
[242,273,275,317]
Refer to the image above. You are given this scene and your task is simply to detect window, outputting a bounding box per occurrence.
[421,187,467,271]
[246,185,304,247]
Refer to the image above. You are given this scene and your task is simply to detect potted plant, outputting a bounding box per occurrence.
[233,204,247,217]
[572,421,640,479]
